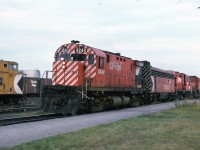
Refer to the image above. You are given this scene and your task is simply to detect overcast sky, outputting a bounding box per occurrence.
[1,0,200,77]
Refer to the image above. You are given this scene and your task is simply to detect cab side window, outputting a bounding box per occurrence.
[88,54,94,64]
[99,57,104,69]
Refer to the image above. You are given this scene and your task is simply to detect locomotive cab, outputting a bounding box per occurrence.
[52,42,106,87]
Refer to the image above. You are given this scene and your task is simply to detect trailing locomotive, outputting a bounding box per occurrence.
[189,75,200,98]
[0,60,24,104]
[42,41,179,115]
[172,72,200,99]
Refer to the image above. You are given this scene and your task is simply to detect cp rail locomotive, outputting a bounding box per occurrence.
[42,40,200,115]
[0,60,23,104]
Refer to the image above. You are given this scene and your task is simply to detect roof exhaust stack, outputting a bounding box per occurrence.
[71,40,80,44]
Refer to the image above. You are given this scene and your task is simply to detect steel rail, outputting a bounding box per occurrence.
[0,106,42,114]
[0,113,63,126]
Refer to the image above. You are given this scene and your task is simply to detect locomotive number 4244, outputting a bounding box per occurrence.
[75,48,87,53]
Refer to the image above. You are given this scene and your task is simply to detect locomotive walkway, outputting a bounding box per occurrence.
[0,101,184,148]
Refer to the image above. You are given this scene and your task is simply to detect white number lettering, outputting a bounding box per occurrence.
[98,69,105,75]
[75,48,87,53]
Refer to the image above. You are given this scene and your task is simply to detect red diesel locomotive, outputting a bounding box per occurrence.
[173,72,191,99]
[43,40,179,115]
[189,76,200,98]
[172,72,200,99]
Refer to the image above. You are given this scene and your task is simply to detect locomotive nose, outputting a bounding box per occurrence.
[14,74,23,94]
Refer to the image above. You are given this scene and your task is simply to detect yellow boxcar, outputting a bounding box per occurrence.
[0,60,23,104]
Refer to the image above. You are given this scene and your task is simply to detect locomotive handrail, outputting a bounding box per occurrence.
[74,89,91,100]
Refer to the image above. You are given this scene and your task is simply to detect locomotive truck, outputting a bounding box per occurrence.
[42,41,177,115]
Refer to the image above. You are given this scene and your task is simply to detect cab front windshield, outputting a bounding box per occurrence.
[55,53,87,61]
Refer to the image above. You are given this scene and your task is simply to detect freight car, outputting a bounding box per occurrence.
[42,41,177,115]
[23,77,51,97]
[20,70,51,97]
[0,60,24,104]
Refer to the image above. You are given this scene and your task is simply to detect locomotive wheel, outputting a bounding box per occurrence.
[179,94,184,100]
[130,96,140,107]
[90,97,104,112]
[90,104,103,112]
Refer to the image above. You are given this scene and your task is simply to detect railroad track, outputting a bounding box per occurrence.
[0,97,42,114]
[1,100,199,126]
[0,113,64,126]
[0,106,42,114]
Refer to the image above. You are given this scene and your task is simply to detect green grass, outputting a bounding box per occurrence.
[174,100,198,109]
[4,101,200,150]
